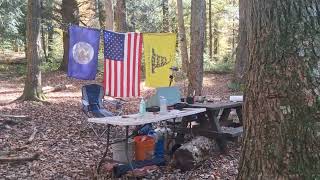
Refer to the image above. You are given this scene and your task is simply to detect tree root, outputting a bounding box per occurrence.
[15,94,50,105]
[0,153,39,163]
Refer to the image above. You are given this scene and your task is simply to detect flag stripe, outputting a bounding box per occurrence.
[132,33,137,96]
[126,34,131,97]
[136,33,142,96]
[123,34,128,97]
[107,59,111,96]
[117,60,121,97]
[110,60,114,96]
[129,33,134,97]
[104,58,107,94]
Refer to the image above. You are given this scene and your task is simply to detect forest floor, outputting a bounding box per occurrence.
[0,67,242,179]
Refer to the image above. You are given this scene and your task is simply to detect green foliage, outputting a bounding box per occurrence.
[227,81,245,91]
[127,0,163,32]
[0,64,26,76]
[204,61,234,74]
[0,0,27,47]
[203,53,234,73]
[0,0,240,76]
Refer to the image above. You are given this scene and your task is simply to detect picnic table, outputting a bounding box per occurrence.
[88,108,206,172]
[186,101,243,152]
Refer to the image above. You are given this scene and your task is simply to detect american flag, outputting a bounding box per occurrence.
[103,31,143,97]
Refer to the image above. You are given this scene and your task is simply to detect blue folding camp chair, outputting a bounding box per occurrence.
[81,84,125,137]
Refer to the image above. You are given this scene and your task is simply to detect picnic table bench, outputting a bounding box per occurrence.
[186,101,243,152]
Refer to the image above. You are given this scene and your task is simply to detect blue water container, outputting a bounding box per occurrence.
[154,138,164,158]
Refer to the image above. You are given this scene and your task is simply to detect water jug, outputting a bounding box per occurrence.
[139,97,146,115]
[159,96,167,114]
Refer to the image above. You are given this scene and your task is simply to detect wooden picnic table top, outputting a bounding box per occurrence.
[187,101,243,110]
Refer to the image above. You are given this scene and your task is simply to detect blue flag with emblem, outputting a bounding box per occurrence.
[68,25,100,80]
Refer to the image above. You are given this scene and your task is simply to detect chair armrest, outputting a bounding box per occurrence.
[115,97,127,102]
[82,99,89,106]
[103,98,127,105]
[102,99,117,105]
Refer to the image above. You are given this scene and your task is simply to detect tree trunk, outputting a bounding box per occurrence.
[176,0,189,73]
[104,0,114,30]
[208,0,212,60]
[47,24,54,59]
[231,0,236,55]
[40,0,47,61]
[20,0,44,101]
[187,0,206,96]
[59,0,79,72]
[114,0,126,32]
[233,0,248,84]
[238,0,320,179]
[96,0,105,29]
[213,20,219,56]
[41,24,47,61]
[162,0,169,32]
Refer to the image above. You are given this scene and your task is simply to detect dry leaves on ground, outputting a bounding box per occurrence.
[0,71,242,179]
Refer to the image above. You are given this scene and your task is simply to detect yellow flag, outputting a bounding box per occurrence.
[144,33,176,87]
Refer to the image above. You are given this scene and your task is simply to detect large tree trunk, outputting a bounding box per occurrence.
[187,0,206,96]
[233,0,248,84]
[20,0,44,101]
[104,0,114,30]
[114,0,126,32]
[208,0,212,60]
[59,0,79,72]
[238,0,320,179]
[176,0,189,73]
[162,0,169,32]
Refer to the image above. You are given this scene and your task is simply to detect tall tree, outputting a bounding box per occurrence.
[96,0,105,29]
[162,0,169,32]
[40,0,47,61]
[19,0,44,101]
[231,0,236,53]
[59,0,79,72]
[238,0,320,179]
[114,0,126,32]
[104,0,114,30]
[208,0,212,60]
[41,0,55,59]
[233,0,248,83]
[213,20,219,56]
[176,0,189,73]
[187,0,206,95]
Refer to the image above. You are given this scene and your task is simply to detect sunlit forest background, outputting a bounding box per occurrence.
[0,0,238,74]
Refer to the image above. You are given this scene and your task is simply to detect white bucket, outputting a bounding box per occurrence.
[111,139,135,163]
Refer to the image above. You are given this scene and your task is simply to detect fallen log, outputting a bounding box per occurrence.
[0,115,30,121]
[26,127,38,144]
[42,84,72,93]
[173,136,216,171]
[0,58,26,64]
[0,153,39,163]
